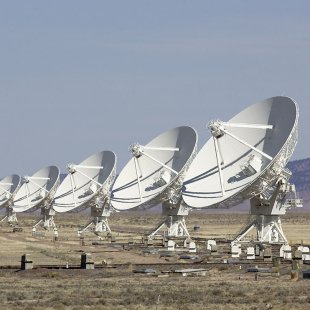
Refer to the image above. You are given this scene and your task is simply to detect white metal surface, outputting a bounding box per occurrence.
[182,96,298,209]
[111,126,197,211]
[53,151,116,213]
[13,166,60,213]
[0,174,20,208]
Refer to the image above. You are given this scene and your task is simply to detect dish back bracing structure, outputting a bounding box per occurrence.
[0,174,21,225]
[182,96,302,245]
[13,166,60,233]
[52,151,116,237]
[112,126,197,239]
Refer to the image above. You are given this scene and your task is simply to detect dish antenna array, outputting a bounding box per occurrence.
[52,151,116,237]
[13,166,60,233]
[112,126,197,239]
[182,96,302,246]
[2,96,302,248]
[0,174,21,225]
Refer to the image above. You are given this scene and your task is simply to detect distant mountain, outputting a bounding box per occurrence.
[287,158,310,210]
[287,158,310,191]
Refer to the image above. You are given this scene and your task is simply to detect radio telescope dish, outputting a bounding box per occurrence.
[182,96,302,245]
[0,174,20,208]
[52,151,116,236]
[13,166,60,213]
[112,126,197,238]
[0,174,21,225]
[12,166,60,235]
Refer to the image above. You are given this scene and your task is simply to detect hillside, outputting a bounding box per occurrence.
[287,158,310,191]
[287,158,310,209]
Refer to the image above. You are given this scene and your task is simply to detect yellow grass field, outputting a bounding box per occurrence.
[0,211,309,309]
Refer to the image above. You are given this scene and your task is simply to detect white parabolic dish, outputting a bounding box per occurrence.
[182,96,298,209]
[53,151,116,213]
[0,174,21,208]
[13,166,60,213]
[111,126,197,211]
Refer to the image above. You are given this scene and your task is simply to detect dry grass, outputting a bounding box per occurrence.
[0,211,309,309]
[1,211,310,266]
[0,268,309,309]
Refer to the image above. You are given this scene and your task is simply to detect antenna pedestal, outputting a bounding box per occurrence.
[232,215,288,245]
[148,200,190,240]
[232,180,302,246]
[32,207,58,239]
[0,207,18,225]
[78,205,111,238]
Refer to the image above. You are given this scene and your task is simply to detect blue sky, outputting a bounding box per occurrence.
[0,1,309,176]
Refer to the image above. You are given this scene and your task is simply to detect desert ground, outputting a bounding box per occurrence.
[0,211,309,309]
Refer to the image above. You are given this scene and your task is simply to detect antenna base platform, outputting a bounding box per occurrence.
[232,215,288,246]
[148,201,191,240]
[232,179,302,246]
[148,215,190,240]
[0,207,18,226]
[31,207,58,239]
[78,205,112,239]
